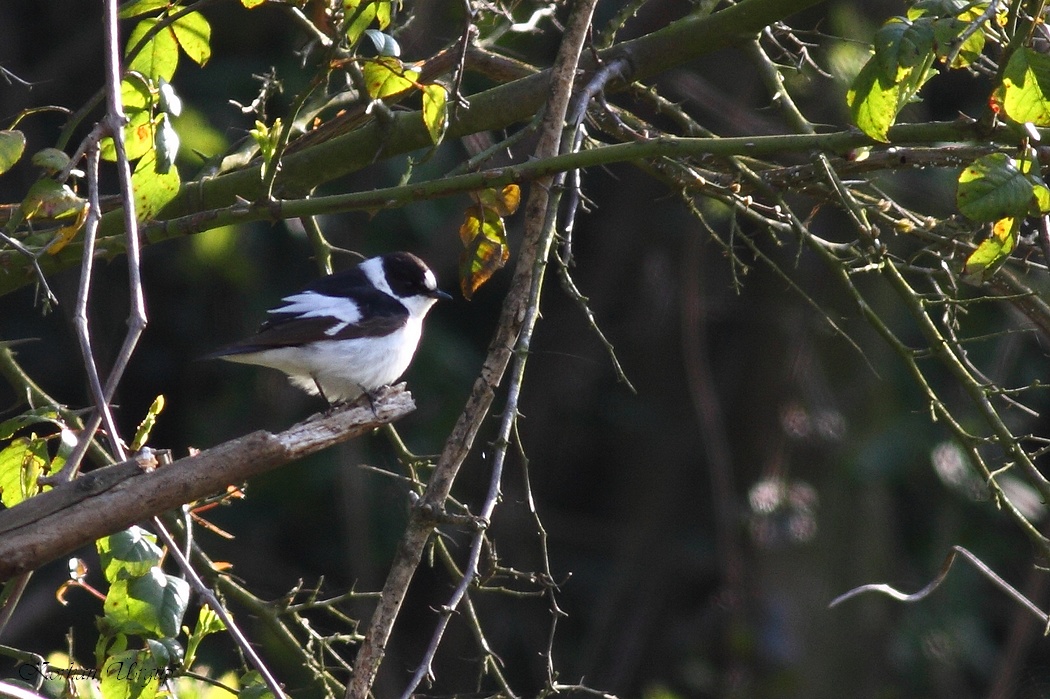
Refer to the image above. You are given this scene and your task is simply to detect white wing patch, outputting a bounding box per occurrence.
[272,292,361,335]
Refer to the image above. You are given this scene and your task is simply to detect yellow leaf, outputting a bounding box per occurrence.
[46,201,90,254]
[362,56,419,99]
[459,205,510,299]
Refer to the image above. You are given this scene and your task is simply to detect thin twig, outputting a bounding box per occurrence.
[152,519,289,699]
[829,545,1048,626]
[349,0,602,695]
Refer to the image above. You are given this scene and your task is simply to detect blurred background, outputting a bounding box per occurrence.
[3,1,1050,697]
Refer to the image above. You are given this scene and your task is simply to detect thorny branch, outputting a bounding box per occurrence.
[349,0,602,694]
[829,545,1049,627]
[6,0,1050,696]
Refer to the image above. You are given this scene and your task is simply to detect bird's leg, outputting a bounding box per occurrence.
[312,376,334,413]
[360,383,381,416]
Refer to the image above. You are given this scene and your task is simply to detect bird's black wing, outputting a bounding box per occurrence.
[205,284,409,358]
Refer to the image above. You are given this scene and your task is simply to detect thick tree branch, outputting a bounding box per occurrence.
[78,0,828,238]
[2,120,1021,300]
[0,386,414,580]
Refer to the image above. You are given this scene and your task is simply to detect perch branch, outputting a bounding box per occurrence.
[0,387,414,580]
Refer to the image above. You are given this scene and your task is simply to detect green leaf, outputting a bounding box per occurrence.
[963,217,1019,283]
[0,406,63,441]
[0,130,26,175]
[1035,180,1050,213]
[146,637,184,669]
[1001,47,1050,126]
[118,0,170,19]
[103,568,190,638]
[249,118,282,183]
[132,148,181,221]
[101,648,161,699]
[126,18,179,83]
[101,76,155,162]
[97,527,163,582]
[122,73,155,112]
[48,428,78,477]
[0,435,48,508]
[31,147,72,174]
[847,58,900,142]
[362,56,419,100]
[172,11,212,67]
[131,395,165,452]
[238,672,276,699]
[932,17,985,68]
[344,0,378,46]
[957,153,1037,221]
[875,17,935,82]
[184,604,226,668]
[241,0,267,6]
[908,0,978,17]
[20,179,86,220]
[421,83,448,145]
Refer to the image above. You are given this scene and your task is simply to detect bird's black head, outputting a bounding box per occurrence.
[381,252,451,301]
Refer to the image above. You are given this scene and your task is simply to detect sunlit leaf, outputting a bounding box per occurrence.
[126,18,179,83]
[48,428,77,479]
[98,526,163,582]
[957,153,1036,221]
[1035,180,1050,213]
[45,200,89,254]
[932,17,985,68]
[99,75,155,162]
[0,435,48,508]
[875,17,934,82]
[240,0,267,6]
[0,130,26,175]
[847,58,900,142]
[249,118,282,183]
[344,0,379,46]
[421,83,448,144]
[184,605,226,668]
[123,73,154,111]
[20,179,86,221]
[172,11,212,67]
[118,0,170,19]
[131,395,165,452]
[362,56,419,100]
[1001,47,1050,126]
[459,206,510,299]
[132,148,181,222]
[100,648,161,699]
[470,185,521,216]
[101,108,155,162]
[0,406,63,441]
[963,216,1019,283]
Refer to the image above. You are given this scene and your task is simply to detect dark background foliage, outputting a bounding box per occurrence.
[3,1,1049,697]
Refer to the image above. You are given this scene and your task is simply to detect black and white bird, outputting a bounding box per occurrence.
[206,251,450,404]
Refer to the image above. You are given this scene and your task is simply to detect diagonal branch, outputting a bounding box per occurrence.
[346,0,601,694]
[0,386,414,580]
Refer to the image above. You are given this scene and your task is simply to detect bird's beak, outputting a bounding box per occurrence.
[431,289,453,301]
